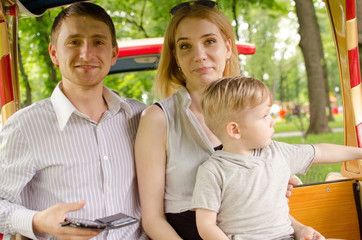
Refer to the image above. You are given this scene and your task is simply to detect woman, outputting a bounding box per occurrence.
[135,1,324,239]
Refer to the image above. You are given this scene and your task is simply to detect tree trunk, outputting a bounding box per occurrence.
[36,16,58,86]
[231,0,239,41]
[294,0,331,134]
[17,42,31,107]
[323,57,334,122]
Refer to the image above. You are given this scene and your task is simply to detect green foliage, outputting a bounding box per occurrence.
[16,0,339,110]
[226,1,309,106]
[274,113,345,184]
[274,114,344,133]
[314,1,340,105]
[104,71,156,105]
[95,0,177,39]
[18,9,62,104]
[274,131,344,184]
[13,0,348,184]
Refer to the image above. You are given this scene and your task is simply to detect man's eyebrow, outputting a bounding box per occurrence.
[91,34,109,39]
[176,33,217,43]
[66,34,109,40]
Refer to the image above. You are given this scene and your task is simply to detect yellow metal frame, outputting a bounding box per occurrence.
[0,0,20,125]
[324,0,362,179]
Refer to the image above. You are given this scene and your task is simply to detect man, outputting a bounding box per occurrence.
[0,2,147,239]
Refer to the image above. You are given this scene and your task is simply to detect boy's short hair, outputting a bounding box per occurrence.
[201,76,273,139]
[50,2,117,47]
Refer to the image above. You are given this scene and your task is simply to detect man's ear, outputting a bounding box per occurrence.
[110,45,119,66]
[49,43,59,67]
[226,121,241,140]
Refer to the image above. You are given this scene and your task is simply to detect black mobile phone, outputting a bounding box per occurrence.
[60,218,106,230]
[96,212,138,228]
[60,212,138,230]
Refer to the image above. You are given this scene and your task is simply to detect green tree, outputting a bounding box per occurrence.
[295,0,331,134]
[15,0,340,136]
[315,1,339,118]
[18,9,62,106]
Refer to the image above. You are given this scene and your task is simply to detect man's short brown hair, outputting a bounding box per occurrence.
[50,2,117,47]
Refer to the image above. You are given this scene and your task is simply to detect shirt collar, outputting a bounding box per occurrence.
[51,82,132,131]
[176,87,192,108]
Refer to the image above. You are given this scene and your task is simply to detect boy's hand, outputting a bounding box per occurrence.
[294,226,325,240]
[33,200,102,240]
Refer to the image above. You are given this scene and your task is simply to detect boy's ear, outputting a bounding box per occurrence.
[226,121,241,139]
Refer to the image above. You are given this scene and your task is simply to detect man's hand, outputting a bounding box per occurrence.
[32,200,102,240]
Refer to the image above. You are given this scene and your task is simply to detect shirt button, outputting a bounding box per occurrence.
[103,155,109,161]
[107,187,112,192]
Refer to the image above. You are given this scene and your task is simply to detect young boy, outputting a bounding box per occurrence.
[191,76,360,240]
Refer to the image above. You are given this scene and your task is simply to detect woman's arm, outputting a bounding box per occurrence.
[287,176,302,198]
[196,208,229,240]
[135,105,182,240]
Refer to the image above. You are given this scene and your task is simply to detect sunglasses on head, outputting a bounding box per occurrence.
[169,1,219,15]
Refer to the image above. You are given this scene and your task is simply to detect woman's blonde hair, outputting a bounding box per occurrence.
[153,4,240,99]
[201,76,273,138]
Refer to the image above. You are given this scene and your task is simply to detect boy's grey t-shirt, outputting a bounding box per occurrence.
[191,140,315,240]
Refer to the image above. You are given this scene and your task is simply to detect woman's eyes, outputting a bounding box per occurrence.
[178,39,217,50]
[179,43,191,49]
[205,39,216,45]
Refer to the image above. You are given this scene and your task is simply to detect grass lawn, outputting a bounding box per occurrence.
[272,115,345,184]
[273,114,344,133]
